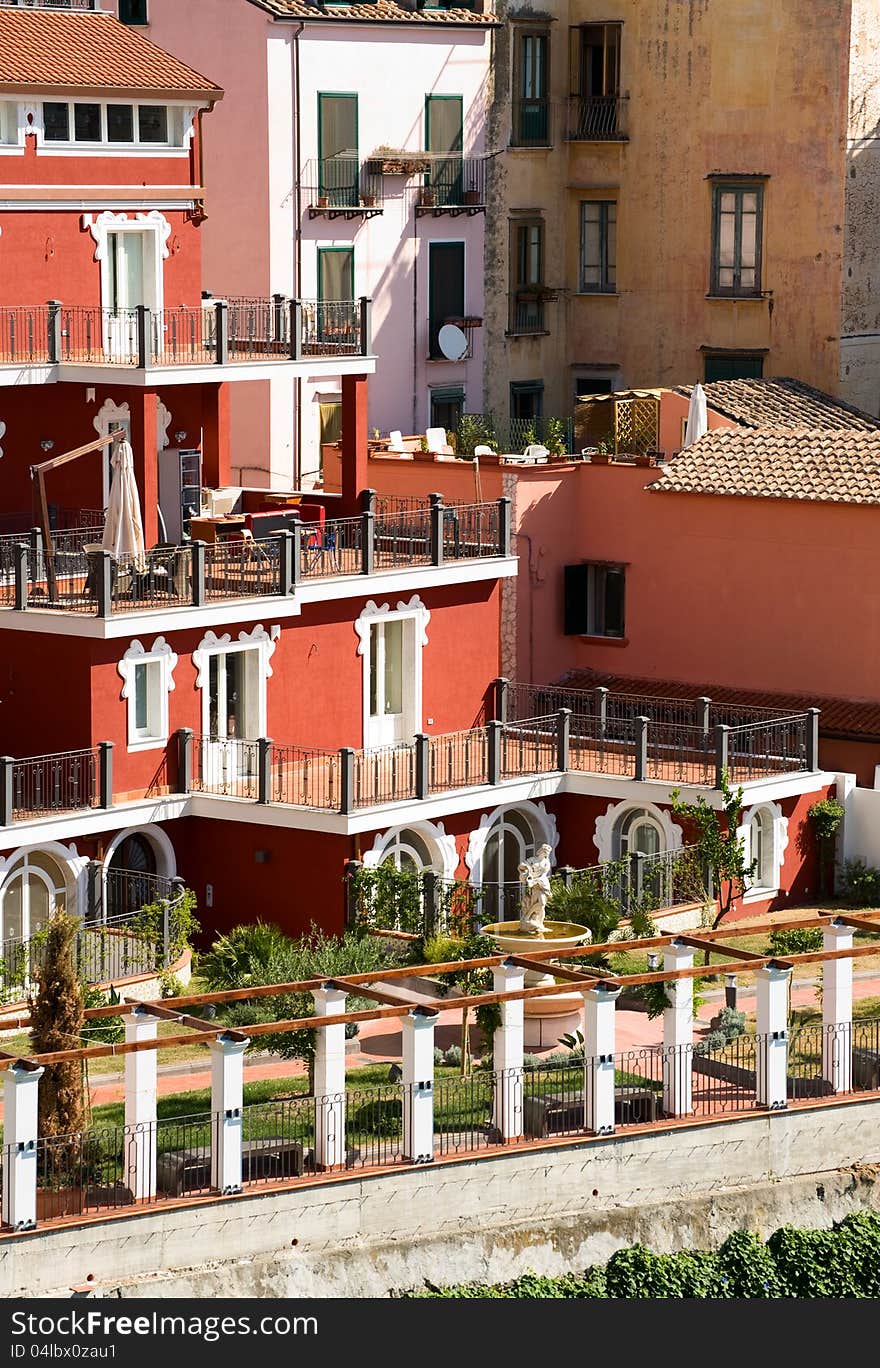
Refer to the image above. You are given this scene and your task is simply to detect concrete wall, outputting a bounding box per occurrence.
[842,782,880,866]
[840,0,880,415]
[487,0,852,424]
[4,1096,880,1297]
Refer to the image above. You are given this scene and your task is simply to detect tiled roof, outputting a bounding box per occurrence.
[556,668,880,742]
[0,11,221,96]
[249,0,497,24]
[649,428,880,505]
[675,378,880,432]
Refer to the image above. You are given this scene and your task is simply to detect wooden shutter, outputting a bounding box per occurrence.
[563,564,589,635]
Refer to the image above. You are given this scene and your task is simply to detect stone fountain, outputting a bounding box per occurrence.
[482,845,591,1048]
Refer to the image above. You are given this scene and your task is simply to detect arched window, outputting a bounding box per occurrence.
[481,807,541,920]
[376,827,435,874]
[106,831,159,920]
[0,850,71,953]
[749,808,774,890]
[612,807,667,910]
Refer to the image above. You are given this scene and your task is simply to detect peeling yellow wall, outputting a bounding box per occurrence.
[487,0,855,423]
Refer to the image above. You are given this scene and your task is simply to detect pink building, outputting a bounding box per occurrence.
[115,0,496,489]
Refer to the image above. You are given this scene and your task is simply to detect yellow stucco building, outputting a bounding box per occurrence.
[483,0,880,429]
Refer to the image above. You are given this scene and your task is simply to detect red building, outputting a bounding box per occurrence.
[0,8,833,972]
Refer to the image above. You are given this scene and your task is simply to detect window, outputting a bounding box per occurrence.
[119,0,149,23]
[510,381,543,421]
[579,201,616,292]
[376,827,434,874]
[430,387,465,434]
[573,374,614,401]
[0,101,18,145]
[569,23,622,137]
[425,94,463,205]
[611,806,666,912]
[119,638,176,752]
[509,218,546,333]
[356,598,428,750]
[318,92,358,205]
[711,182,764,297]
[703,352,765,382]
[512,29,550,146]
[742,803,787,898]
[428,241,465,358]
[563,562,625,637]
[318,248,354,345]
[0,850,71,954]
[40,101,186,148]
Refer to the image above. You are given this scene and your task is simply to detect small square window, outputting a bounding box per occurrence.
[119,0,149,23]
[74,103,101,142]
[564,562,625,637]
[107,105,134,143]
[138,105,168,144]
[43,103,70,142]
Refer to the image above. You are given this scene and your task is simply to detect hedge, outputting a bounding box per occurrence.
[403,1212,880,1298]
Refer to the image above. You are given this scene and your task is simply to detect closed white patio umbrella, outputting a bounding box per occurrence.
[102,439,146,571]
[683,382,708,447]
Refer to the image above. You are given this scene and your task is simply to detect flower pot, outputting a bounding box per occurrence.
[463,189,481,205]
[316,194,329,209]
[419,188,436,206]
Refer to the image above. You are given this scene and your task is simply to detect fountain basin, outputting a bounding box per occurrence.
[482,920,591,1048]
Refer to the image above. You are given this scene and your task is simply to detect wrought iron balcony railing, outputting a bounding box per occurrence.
[415,155,488,213]
[303,158,384,218]
[566,94,628,141]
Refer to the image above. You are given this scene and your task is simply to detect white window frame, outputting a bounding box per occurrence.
[465,800,559,885]
[0,100,23,154]
[363,820,458,879]
[740,801,788,902]
[354,596,430,750]
[35,100,194,155]
[118,637,178,753]
[593,799,682,862]
[193,626,277,741]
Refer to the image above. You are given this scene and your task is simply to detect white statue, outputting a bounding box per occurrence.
[517,843,553,933]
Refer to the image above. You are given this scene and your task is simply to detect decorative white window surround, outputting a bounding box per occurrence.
[0,841,87,924]
[354,596,430,750]
[363,820,458,879]
[102,824,177,881]
[739,800,789,902]
[94,398,130,507]
[593,799,683,863]
[118,637,178,753]
[465,800,559,884]
[193,626,277,739]
[83,210,170,327]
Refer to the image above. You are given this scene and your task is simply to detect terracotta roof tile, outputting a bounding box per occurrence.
[0,10,221,96]
[649,428,880,506]
[556,668,880,742]
[674,378,880,432]
[249,0,497,24]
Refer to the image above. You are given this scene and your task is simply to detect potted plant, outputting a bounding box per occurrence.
[463,187,481,206]
[419,185,436,207]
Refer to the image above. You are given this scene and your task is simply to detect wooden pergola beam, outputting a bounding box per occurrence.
[675,936,769,962]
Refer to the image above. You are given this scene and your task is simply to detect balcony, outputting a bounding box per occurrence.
[427,314,482,360]
[510,98,553,148]
[303,158,384,220]
[566,94,628,142]
[414,156,488,216]
[0,297,372,373]
[0,497,511,618]
[508,293,553,336]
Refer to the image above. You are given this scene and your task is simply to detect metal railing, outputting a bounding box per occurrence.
[417,155,487,210]
[302,158,384,213]
[441,503,499,560]
[500,715,557,779]
[454,414,574,456]
[351,743,417,808]
[0,305,50,364]
[566,94,628,140]
[299,299,362,356]
[9,747,99,818]
[373,508,433,569]
[203,538,280,600]
[191,737,259,800]
[504,680,803,737]
[645,721,714,786]
[511,97,552,146]
[269,744,341,809]
[508,295,547,335]
[723,715,810,783]
[300,515,363,578]
[428,727,488,793]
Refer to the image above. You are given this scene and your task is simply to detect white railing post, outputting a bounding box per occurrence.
[123,1006,159,1200]
[822,921,853,1094]
[2,1063,44,1230]
[662,941,694,1116]
[209,1032,249,1194]
[401,1008,436,1162]
[755,965,791,1109]
[583,984,621,1135]
[312,984,347,1170]
[493,961,525,1140]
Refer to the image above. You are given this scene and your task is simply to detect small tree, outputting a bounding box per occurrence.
[670,772,754,933]
[29,910,85,1139]
[808,798,845,899]
[422,932,498,1076]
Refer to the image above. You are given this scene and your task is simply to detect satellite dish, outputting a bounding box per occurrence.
[438,323,469,362]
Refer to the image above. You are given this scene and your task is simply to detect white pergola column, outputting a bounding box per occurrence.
[822,922,853,1094]
[209,1032,249,1194]
[583,984,622,1135]
[662,941,694,1116]
[755,965,792,1109]
[401,1008,436,1162]
[312,984,347,1170]
[492,962,525,1141]
[2,1063,44,1231]
[123,1007,159,1201]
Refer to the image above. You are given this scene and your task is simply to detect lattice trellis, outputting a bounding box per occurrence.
[614,397,659,455]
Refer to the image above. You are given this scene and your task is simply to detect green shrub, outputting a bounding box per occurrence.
[839,858,880,908]
[350,1098,402,1138]
[443,1045,462,1068]
[715,1230,781,1297]
[767,927,823,957]
[766,1226,851,1298]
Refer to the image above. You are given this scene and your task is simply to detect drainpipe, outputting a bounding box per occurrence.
[412,179,419,435]
[292,22,305,488]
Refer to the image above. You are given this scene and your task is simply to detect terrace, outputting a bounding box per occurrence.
[2,909,878,1233]
[0,498,510,618]
[0,296,373,380]
[0,681,822,841]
